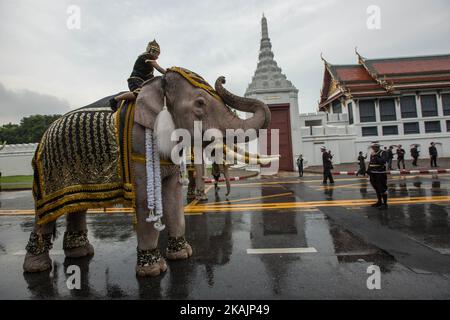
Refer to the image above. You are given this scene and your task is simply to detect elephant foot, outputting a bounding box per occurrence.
[136,248,167,277]
[63,230,94,258]
[23,252,52,273]
[23,232,53,273]
[65,243,94,258]
[166,236,193,260]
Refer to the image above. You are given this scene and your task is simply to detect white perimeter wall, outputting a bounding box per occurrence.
[0,144,37,176]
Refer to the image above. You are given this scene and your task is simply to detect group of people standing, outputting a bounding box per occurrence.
[296,147,334,184]
[380,145,406,171]
[357,142,439,174]
[295,141,441,211]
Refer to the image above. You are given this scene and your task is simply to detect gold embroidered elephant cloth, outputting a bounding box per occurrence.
[32,103,135,225]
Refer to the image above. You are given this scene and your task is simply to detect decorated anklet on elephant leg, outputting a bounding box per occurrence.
[26,232,53,255]
[136,248,167,277]
[166,236,193,260]
[23,232,53,272]
[63,230,94,258]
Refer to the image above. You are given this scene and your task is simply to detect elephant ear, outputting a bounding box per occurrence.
[134,77,164,129]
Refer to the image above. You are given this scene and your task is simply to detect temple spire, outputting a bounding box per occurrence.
[261,14,269,40]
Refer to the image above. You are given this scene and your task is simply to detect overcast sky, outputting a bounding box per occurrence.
[0,0,449,125]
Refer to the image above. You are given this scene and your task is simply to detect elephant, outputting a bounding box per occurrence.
[23,67,271,277]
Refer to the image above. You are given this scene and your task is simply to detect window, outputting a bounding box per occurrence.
[379,99,396,121]
[382,125,398,135]
[442,93,450,116]
[424,121,441,133]
[348,102,354,124]
[403,122,420,134]
[421,94,438,117]
[359,100,376,122]
[400,96,417,118]
[305,120,322,127]
[361,126,378,136]
[447,120,450,132]
[332,100,342,114]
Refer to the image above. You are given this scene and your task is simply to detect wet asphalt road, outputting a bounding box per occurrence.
[0,174,450,299]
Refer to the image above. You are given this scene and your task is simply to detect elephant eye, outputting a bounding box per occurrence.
[195,98,206,108]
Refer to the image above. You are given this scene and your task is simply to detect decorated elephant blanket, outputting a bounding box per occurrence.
[32,102,135,225]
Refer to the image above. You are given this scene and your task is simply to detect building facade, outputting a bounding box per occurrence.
[300,52,450,166]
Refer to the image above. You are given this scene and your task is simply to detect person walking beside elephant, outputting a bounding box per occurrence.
[429,142,438,167]
[410,145,419,167]
[321,146,334,184]
[211,163,231,196]
[297,155,304,177]
[387,146,394,170]
[356,151,367,177]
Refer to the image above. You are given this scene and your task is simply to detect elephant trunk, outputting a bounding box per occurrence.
[215,76,271,132]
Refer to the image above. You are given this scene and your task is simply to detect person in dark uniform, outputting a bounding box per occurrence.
[321,146,334,184]
[212,163,221,192]
[110,39,166,110]
[297,155,304,177]
[396,145,406,170]
[367,143,388,210]
[387,146,394,170]
[429,142,438,167]
[356,151,367,177]
[410,145,420,166]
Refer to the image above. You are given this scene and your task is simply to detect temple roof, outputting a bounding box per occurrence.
[245,15,297,96]
[319,52,450,110]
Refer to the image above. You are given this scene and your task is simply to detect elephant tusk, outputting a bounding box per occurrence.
[223,144,279,165]
[232,143,280,160]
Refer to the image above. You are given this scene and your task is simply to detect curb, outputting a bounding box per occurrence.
[0,187,32,192]
[328,169,450,176]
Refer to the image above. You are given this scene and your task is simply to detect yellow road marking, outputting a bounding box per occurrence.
[185,195,450,213]
[227,174,449,188]
[314,182,370,190]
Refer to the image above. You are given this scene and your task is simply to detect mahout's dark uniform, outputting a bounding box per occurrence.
[367,149,388,208]
[128,52,155,96]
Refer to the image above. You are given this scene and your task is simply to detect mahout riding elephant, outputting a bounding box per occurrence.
[23,67,271,277]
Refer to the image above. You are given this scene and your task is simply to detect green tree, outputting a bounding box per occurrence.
[0,114,61,144]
